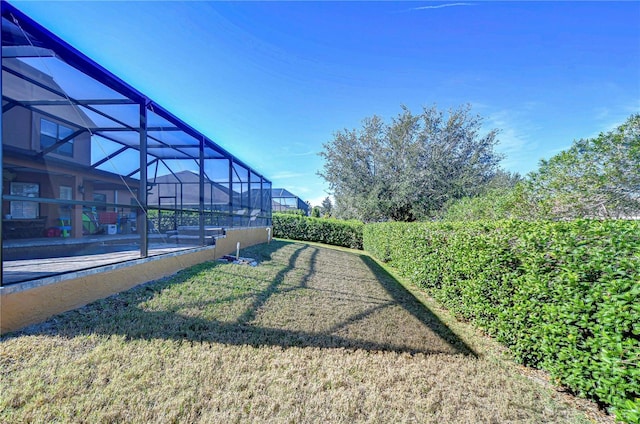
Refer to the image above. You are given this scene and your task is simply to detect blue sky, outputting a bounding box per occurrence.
[11,1,640,206]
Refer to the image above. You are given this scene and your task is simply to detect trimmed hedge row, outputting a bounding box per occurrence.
[272,213,363,249]
[363,220,639,422]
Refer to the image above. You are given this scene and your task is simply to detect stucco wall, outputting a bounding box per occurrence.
[0,226,271,334]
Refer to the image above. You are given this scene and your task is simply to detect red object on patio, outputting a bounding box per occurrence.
[46,227,61,237]
[98,212,118,224]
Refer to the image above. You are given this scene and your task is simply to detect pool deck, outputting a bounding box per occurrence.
[2,234,191,285]
[2,233,165,249]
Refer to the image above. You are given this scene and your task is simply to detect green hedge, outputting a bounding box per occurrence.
[363,220,639,422]
[272,213,363,249]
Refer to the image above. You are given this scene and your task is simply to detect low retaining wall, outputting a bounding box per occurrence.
[0,226,271,334]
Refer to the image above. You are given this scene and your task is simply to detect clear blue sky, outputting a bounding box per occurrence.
[11,1,640,206]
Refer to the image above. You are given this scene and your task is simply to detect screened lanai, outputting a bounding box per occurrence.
[272,188,310,215]
[1,3,272,286]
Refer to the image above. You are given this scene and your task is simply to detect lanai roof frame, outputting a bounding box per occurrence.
[1,1,269,181]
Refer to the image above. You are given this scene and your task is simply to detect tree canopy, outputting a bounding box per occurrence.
[525,113,640,219]
[320,196,333,217]
[439,113,640,221]
[319,105,504,221]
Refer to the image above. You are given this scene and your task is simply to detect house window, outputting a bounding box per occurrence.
[10,182,39,219]
[40,118,74,157]
[93,193,107,212]
[59,186,73,201]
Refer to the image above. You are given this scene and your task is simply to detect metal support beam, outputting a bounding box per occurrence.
[91,145,129,169]
[199,137,205,245]
[2,100,17,113]
[93,126,183,132]
[247,171,251,221]
[138,101,148,257]
[1,2,4,287]
[158,159,181,182]
[6,98,137,106]
[38,129,85,157]
[228,158,234,225]
[124,158,158,178]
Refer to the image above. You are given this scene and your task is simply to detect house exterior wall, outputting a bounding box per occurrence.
[2,158,138,237]
[30,112,92,165]
[2,170,77,230]
[2,105,32,149]
[3,107,91,164]
[2,105,137,236]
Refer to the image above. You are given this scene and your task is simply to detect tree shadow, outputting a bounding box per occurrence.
[9,241,475,357]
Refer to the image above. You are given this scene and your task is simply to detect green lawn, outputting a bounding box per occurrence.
[1,240,606,423]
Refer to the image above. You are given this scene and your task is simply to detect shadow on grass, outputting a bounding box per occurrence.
[358,255,476,356]
[11,241,475,357]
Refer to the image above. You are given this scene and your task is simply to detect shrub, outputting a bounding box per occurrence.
[276,208,306,216]
[363,219,640,422]
[439,185,540,221]
[272,213,363,249]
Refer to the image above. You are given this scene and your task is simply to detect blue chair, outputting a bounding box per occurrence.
[58,216,72,238]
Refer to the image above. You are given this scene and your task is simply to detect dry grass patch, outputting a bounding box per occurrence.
[1,241,599,423]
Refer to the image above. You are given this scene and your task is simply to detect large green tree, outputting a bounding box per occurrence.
[319,105,503,221]
[320,196,333,217]
[526,114,640,219]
